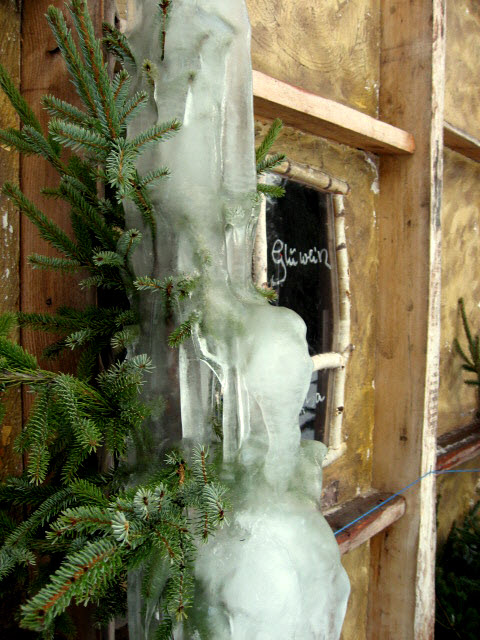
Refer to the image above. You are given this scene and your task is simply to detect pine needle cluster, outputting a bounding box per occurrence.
[454,297,480,391]
[0,1,228,636]
[0,1,286,635]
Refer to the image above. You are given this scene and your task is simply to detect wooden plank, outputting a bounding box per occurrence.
[20,0,101,379]
[437,422,480,470]
[325,492,406,556]
[0,0,22,479]
[20,3,107,637]
[444,121,480,163]
[252,69,415,156]
[368,1,446,639]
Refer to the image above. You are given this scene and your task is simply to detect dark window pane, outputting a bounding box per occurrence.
[265,176,337,441]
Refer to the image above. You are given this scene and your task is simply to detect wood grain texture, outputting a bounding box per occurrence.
[436,422,480,470]
[0,0,22,478]
[253,70,415,155]
[20,0,99,375]
[438,149,480,435]
[247,0,380,117]
[445,0,480,139]
[369,1,446,638]
[444,121,480,163]
[325,492,406,555]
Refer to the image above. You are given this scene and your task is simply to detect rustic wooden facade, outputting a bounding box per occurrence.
[1,1,479,638]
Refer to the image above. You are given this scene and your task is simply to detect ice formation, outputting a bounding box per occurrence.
[124,1,350,637]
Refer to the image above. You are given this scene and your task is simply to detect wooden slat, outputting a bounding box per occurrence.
[252,69,415,156]
[444,121,480,162]
[325,492,406,556]
[0,0,22,479]
[368,1,446,639]
[437,423,480,470]
[20,3,106,637]
[20,1,101,378]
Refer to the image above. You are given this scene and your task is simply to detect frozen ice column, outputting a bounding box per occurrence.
[124,1,350,638]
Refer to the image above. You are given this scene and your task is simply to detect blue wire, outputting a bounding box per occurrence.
[333,468,480,537]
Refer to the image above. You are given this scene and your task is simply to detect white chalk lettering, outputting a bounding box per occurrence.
[270,238,331,287]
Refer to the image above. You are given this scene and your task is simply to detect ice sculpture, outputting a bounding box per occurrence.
[124,1,350,638]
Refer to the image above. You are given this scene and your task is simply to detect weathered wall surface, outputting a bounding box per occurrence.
[445,0,480,138]
[437,0,480,550]
[0,0,22,478]
[438,149,480,435]
[247,0,380,117]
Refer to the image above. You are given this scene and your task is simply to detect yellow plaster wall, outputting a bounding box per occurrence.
[438,149,480,435]
[445,0,480,138]
[247,0,380,117]
[340,545,370,640]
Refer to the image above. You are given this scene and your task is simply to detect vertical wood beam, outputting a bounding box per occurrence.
[19,0,101,379]
[0,0,22,478]
[369,1,445,638]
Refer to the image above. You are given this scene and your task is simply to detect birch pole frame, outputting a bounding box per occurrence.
[253,162,351,466]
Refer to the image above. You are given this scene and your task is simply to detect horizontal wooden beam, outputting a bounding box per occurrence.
[436,422,480,470]
[252,70,415,156]
[444,122,480,162]
[324,492,406,555]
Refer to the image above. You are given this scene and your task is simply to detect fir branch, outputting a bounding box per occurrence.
[92,251,124,268]
[255,118,284,164]
[131,119,181,151]
[21,125,65,173]
[0,312,16,338]
[59,175,118,249]
[168,313,199,348]
[137,167,170,190]
[2,183,81,260]
[116,228,142,261]
[142,59,157,88]
[102,22,136,67]
[119,91,149,126]
[158,1,173,62]
[256,152,286,176]
[254,282,278,302]
[256,182,286,198]
[69,0,119,139]
[28,254,81,273]
[23,389,52,485]
[49,118,110,155]
[20,538,122,631]
[105,140,138,198]
[0,61,43,133]
[0,128,38,155]
[0,337,39,373]
[112,69,130,106]
[45,7,98,117]
[42,95,95,129]
[130,179,157,237]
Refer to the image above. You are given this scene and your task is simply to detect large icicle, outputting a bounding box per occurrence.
[124,1,350,638]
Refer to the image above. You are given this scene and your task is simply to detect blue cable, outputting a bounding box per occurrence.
[333,468,480,537]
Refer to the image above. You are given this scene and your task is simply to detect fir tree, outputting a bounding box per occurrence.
[0,1,284,636]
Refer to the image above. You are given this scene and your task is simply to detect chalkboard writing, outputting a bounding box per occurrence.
[265,176,337,441]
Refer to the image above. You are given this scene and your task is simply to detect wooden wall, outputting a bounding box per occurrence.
[0,0,21,478]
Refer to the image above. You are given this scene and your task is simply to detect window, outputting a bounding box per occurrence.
[254,160,350,465]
